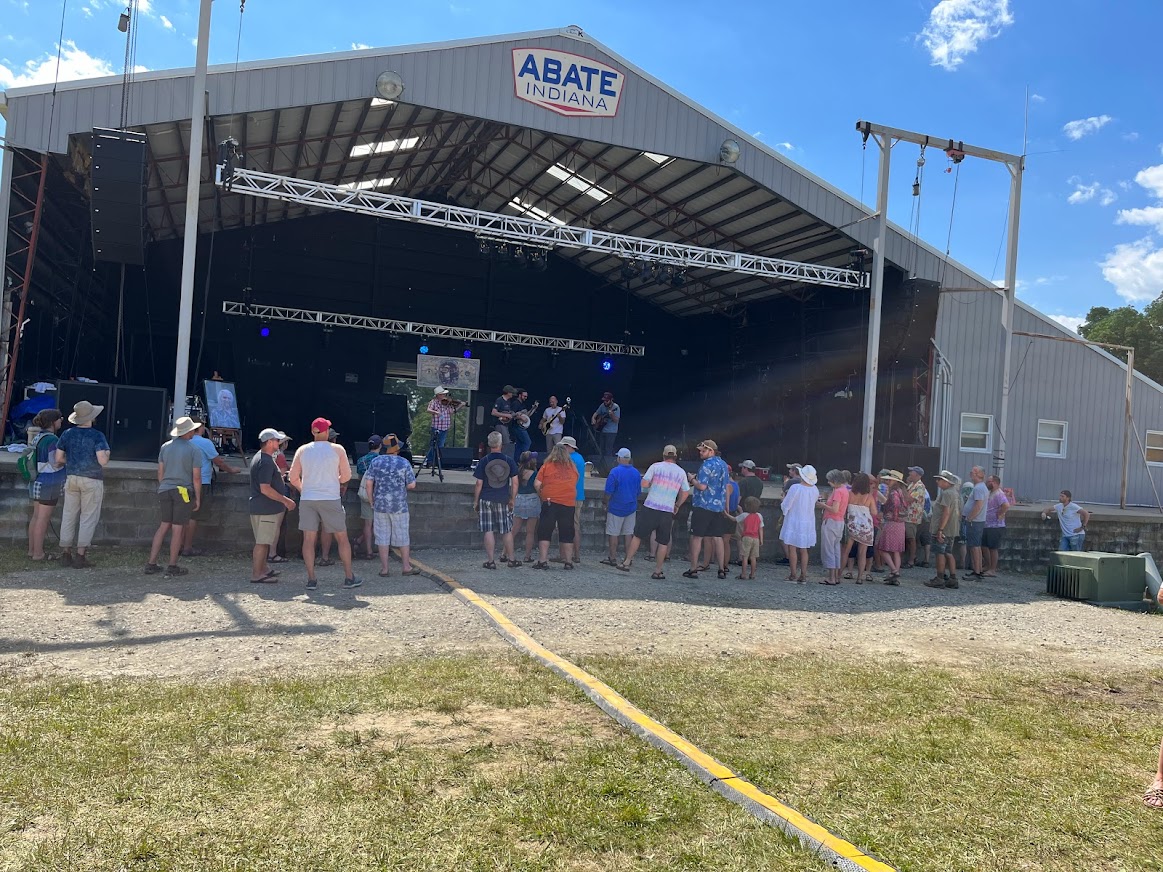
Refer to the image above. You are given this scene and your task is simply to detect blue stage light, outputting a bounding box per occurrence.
[419,344,430,354]
[259,326,270,338]
[601,359,613,372]
[463,349,472,359]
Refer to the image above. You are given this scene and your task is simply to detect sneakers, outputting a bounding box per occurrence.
[143,563,162,574]
[945,578,960,589]
[60,551,74,567]
[162,564,188,578]
[342,576,364,589]
[924,576,948,589]
[72,554,94,569]
[305,578,319,591]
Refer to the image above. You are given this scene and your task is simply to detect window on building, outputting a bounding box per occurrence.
[1036,420,1068,458]
[1146,430,1163,466]
[959,413,993,453]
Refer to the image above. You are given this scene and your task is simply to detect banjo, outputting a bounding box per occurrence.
[515,401,540,429]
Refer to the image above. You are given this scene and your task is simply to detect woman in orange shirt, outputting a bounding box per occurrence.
[533,442,579,570]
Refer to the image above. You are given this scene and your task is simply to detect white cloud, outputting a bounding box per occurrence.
[351,42,372,50]
[1123,131,1140,142]
[1030,93,1045,103]
[1119,180,1133,191]
[1062,115,1112,141]
[1067,181,1099,204]
[919,0,1014,71]
[1049,314,1085,334]
[159,14,173,30]
[1116,206,1163,234]
[751,130,764,140]
[775,141,796,152]
[0,40,116,89]
[1134,164,1163,199]
[1067,179,1115,206]
[1101,237,1163,303]
[81,6,92,16]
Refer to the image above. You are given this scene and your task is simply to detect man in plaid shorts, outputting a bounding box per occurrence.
[472,431,519,569]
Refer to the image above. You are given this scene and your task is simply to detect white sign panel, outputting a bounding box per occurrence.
[416,355,480,391]
[511,48,623,118]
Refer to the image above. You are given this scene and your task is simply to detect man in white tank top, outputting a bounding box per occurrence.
[289,416,362,591]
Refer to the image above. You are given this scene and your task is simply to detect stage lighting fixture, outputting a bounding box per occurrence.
[117,12,130,32]
[529,250,548,272]
[478,239,492,256]
[620,260,637,281]
[462,348,473,359]
[259,326,270,338]
[601,359,613,372]
[671,269,688,288]
[502,344,512,365]
[419,344,430,355]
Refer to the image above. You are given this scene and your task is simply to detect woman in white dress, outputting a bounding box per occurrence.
[779,464,820,583]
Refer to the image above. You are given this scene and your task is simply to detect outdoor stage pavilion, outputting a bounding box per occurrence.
[3,25,1163,505]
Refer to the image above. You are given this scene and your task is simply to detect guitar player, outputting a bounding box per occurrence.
[491,384,518,450]
[540,395,568,452]
[590,391,620,476]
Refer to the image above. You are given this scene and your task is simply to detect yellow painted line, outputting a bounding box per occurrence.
[409,557,897,872]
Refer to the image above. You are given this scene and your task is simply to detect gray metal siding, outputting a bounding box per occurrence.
[936,291,1163,506]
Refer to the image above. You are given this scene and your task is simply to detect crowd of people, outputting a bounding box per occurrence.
[22,400,1097,592]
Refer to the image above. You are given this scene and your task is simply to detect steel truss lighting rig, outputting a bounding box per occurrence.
[223,301,647,357]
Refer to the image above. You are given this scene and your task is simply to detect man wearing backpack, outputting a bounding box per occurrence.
[23,409,65,561]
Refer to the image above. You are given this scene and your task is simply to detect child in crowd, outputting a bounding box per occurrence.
[736,496,763,579]
[512,451,541,563]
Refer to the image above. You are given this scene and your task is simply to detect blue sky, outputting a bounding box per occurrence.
[3,0,1162,331]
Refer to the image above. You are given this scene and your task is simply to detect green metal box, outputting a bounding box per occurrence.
[1046,552,1147,607]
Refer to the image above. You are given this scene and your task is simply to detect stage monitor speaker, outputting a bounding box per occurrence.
[56,381,114,439]
[111,385,168,462]
[438,447,474,470]
[880,443,941,479]
[90,128,148,265]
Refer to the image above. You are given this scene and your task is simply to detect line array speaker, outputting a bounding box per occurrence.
[90,128,148,265]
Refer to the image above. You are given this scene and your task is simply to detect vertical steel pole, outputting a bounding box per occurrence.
[0,143,16,406]
[860,135,892,473]
[173,0,213,424]
[995,158,1024,481]
[1123,347,1134,510]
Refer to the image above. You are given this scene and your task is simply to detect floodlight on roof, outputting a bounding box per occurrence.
[350,136,422,158]
[544,164,610,202]
[375,70,405,101]
[338,177,396,192]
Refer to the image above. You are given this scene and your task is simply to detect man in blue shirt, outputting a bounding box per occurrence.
[590,391,620,475]
[182,423,240,556]
[364,434,419,577]
[602,447,641,566]
[54,400,111,568]
[684,438,730,579]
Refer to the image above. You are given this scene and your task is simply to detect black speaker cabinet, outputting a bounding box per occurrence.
[111,385,168,462]
[880,443,941,478]
[437,447,474,470]
[90,128,148,265]
[56,381,113,437]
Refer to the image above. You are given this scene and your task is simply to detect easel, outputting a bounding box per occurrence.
[210,427,242,456]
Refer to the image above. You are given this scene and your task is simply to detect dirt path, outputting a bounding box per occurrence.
[2,549,1160,679]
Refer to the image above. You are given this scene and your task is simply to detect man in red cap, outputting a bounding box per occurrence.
[289,417,362,591]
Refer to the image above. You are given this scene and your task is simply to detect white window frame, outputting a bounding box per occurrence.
[1146,430,1163,467]
[1035,419,1068,459]
[959,413,993,454]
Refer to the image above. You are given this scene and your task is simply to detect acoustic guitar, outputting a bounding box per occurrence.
[539,399,571,434]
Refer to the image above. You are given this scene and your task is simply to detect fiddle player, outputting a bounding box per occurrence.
[425,387,465,466]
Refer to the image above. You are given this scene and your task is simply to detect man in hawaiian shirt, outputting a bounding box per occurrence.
[363,434,420,578]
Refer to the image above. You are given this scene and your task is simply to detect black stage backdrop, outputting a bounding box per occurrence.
[20,210,938,471]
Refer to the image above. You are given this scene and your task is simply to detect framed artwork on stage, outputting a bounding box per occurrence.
[204,380,241,429]
[416,355,480,391]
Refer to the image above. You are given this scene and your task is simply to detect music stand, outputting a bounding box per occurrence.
[417,429,445,482]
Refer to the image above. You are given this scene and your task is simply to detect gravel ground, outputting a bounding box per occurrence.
[1,548,1160,680]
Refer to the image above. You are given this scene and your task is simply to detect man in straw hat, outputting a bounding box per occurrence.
[53,400,111,568]
[924,470,963,589]
[143,416,204,578]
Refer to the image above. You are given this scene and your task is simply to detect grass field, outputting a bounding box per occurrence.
[2,653,1161,871]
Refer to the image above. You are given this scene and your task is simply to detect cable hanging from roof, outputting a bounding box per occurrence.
[119,0,143,130]
[229,1,247,140]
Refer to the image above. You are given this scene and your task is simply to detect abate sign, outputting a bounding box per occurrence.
[511,48,623,118]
